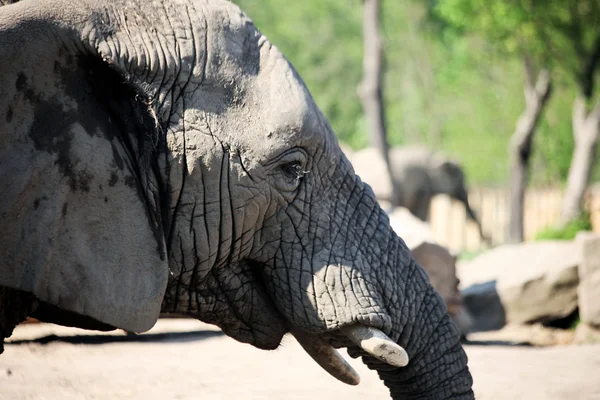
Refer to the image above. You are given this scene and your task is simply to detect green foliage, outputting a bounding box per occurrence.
[436,0,546,57]
[569,314,582,331]
[234,0,600,185]
[435,0,600,82]
[534,212,593,241]
[434,0,600,184]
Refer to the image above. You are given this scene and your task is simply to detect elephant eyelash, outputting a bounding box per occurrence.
[281,161,300,178]
[281,162,309,182]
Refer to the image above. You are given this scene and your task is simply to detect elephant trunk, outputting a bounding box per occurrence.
[356,212,473,399]
[286,174,474,398]
[321,177,473,398]
[375,260,473,399]
[456,188,489,243]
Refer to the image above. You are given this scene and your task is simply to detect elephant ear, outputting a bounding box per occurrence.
[0,13,168,332]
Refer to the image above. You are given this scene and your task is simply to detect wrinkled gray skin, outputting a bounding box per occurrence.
[0,0,473,398]
[351,146,488,242]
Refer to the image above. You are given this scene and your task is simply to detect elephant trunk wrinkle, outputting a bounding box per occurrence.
[370,239,474,399]
[321,203,472,398]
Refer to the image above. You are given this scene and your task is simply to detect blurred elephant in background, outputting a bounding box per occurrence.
[347,146,488,242]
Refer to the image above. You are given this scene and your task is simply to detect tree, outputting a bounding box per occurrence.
[359,0,401,208]
[436,0,554,242]
[236,0,591,188]
[556,3,600,225]
[508,57,552,242]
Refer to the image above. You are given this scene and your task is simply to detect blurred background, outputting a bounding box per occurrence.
[235,0,600,255]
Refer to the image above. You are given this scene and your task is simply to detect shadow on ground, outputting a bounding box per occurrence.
[6,329,224,346]
[462,338,533,347]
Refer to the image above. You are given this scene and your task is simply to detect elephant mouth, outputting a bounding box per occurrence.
[289,326,409,386]
[244,260,408,386]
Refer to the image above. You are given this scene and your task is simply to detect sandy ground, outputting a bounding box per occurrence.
[1,320,600,400]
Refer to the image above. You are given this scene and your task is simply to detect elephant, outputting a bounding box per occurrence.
[348,146,489,243]
[0,0,474,398]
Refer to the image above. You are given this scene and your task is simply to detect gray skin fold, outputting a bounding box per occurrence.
[0,0,473,398]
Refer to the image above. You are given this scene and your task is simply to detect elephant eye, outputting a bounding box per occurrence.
[266,147,309,195]
[281,161,304,181]
[279,161,309,189]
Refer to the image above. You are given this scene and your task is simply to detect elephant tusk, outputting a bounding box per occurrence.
[290,328,360,386]
[341,325,409,367]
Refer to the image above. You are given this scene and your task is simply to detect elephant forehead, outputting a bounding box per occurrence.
[203,1,261,79]
[266,46,317,131]
[160,1,330,160]
[206,40,327,163]
[244,43,325,150]
[203,1,311,121]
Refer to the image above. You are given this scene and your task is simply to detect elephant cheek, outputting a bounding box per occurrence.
[174,260,287,350]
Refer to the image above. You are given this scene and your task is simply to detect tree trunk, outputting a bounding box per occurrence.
[358,0,400,209]
[560,33,600,225]
[507,58,552,243]
[560,96,600,225]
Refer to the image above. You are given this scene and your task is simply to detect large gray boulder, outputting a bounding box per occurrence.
[577,232,600,328]
[458,241,580,331]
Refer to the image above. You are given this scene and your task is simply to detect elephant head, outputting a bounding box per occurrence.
[430,158,465,200]
[428,157,489,243]
[0,0,473,398]
[430,157,473,216]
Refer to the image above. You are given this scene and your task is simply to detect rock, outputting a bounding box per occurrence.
[411,241,473,335]
[461,281,506,331]
[574,323,600,344]
[576,232,600,328]
[458,241,580,331]
[411,242,458,307]
[387,208,472,334]
[388,207,473,334]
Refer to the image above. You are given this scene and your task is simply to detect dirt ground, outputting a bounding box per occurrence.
[1,320,599,400]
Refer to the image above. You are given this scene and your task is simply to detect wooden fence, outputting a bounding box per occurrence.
[428,185,600,253]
